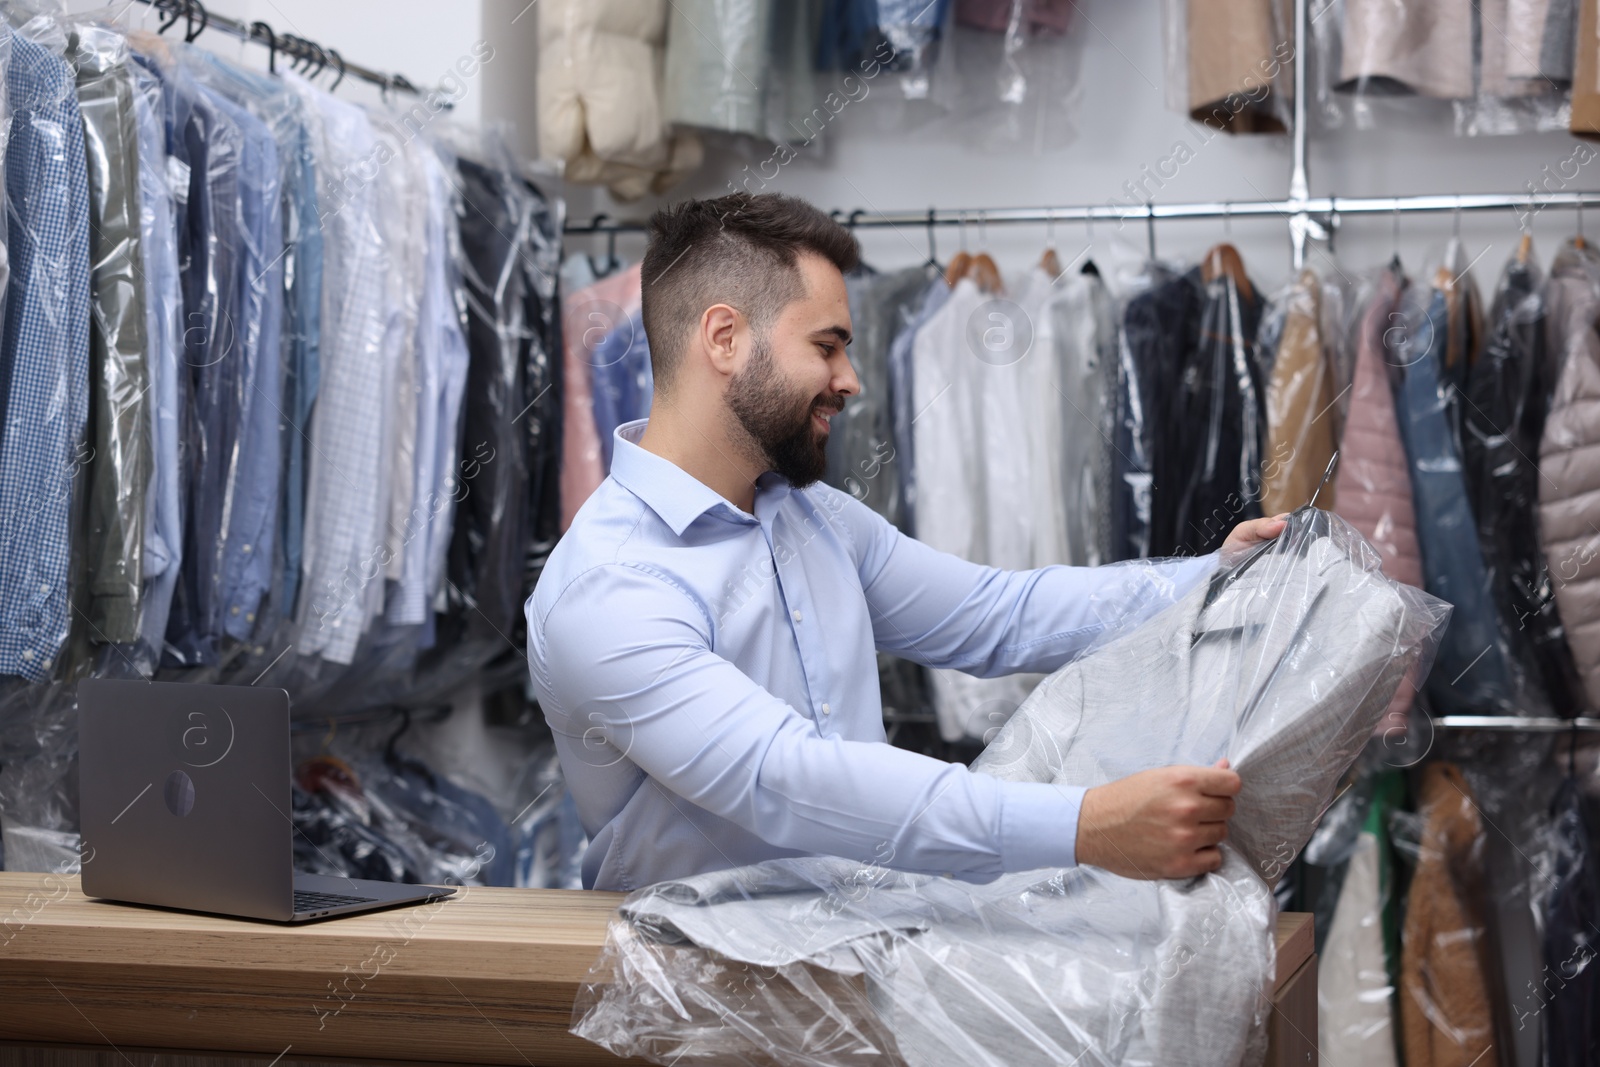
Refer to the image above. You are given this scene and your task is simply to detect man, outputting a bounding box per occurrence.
[527,193,1286,893]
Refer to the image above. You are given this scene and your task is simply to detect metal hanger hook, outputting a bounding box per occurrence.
[1145,201,1157,261]
[978,210,988,249]
[925,207,938,264]
[1392,204,1401,258]
[1224,201,1232,237]
[1453,196,1462,241]
[183,0,208,42]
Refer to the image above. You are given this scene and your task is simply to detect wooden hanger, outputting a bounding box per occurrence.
[944,250,972,286]
[1039,209,1062,278]
[971,252,1004,294]
[1201,242,1253,302]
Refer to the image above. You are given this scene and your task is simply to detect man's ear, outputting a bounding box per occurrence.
[700,303,743,378]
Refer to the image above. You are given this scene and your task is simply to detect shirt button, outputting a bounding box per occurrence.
[21,650,33,660]
[821,703,831,715]
[230,606,241,615]
[792,609,803,623]
[242,544,252,553]
[40,584,50,594]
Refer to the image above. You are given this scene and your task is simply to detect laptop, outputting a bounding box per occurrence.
[78,679,456,922]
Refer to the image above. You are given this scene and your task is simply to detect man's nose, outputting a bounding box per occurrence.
[832,352,861,397]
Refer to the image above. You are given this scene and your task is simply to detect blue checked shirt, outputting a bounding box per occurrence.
[288,74,392,664]
[526,420,1211,891]
[0,30,92,682]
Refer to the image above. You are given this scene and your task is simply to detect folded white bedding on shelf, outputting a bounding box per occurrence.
[572,509,1450,1067]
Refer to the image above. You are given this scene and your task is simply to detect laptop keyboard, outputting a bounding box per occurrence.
[294,890,378,913]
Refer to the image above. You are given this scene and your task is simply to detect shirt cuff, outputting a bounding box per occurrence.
[997,780,1089,872]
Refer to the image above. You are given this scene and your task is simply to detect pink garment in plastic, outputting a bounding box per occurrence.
[560,263,642,529]
[1335,268,1423,725]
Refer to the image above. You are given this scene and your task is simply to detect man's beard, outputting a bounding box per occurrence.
[726,335,843,489]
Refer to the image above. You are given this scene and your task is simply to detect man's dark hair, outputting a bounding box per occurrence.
[640,193,859,392]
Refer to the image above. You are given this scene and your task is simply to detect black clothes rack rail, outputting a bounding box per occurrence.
[560,0,1600,735]
[129,0,441,101]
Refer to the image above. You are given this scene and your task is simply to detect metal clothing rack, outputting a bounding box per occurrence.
[561,0,1600,734]
[129,0,441,101]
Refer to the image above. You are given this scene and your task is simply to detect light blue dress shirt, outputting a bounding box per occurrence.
[526,420,1211,891]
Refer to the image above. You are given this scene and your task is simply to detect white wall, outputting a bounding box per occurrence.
[560,0,1595,300]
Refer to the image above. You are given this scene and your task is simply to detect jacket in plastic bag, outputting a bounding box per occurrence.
[1538,772,1600,1066]
[1392,282,1520,714]
[1537,239,1600,711]
[1398,762,1499,1067]
[1120,260,1267,559]
[1260,269,1339,516]
[570,509,1450,1067]
[1463,246,1583,715]
[73,25,150,645]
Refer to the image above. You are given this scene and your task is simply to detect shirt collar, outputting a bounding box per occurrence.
[609,419,764,535]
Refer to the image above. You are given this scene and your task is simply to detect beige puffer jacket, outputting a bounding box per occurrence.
[537,0,703,201]
[1537,239,1600,709]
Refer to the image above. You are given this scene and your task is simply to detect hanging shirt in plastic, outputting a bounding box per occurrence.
[268,75,323,621]
[1464,247,1582,715]
[188,73,283,644]
[886,275,949,539]
[556,259,607,530]
[146,52,243,666]
[129,60,183,659]
[589,308,652,473]
[286,73,391,665]
[1399,762,1499,1067]
[1537,239,1600,711]
[1540,773,1600,1066]
[388,142,468,628]
[570,510,1449,1067]
[662,0,773,137]
[1048,267,1117,567]
[0,28,91,682]
[517,175,564,595]
[562,261,640,515]
[1261,269,1340,516]
[445,156,533,645]
[73,26,150,644]
[1393,284,1518,714]
[186,50,313,635]
[368,117,428,612]
[912,269,1072,740]
[825,265,928,529]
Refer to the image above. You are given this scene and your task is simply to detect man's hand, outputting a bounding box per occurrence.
[1075,760,1243,879]
[1221,513,1289,557]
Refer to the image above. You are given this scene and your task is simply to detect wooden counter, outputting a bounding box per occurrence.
[0,873,1316,1066]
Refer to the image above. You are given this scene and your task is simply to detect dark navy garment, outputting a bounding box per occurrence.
[150,57,245,666]
[1462,255,1581,715]
[1394,287,1517,713]
[1541,776,1600,1067]
[1113,265,1267,561]
[0,30,92,682]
